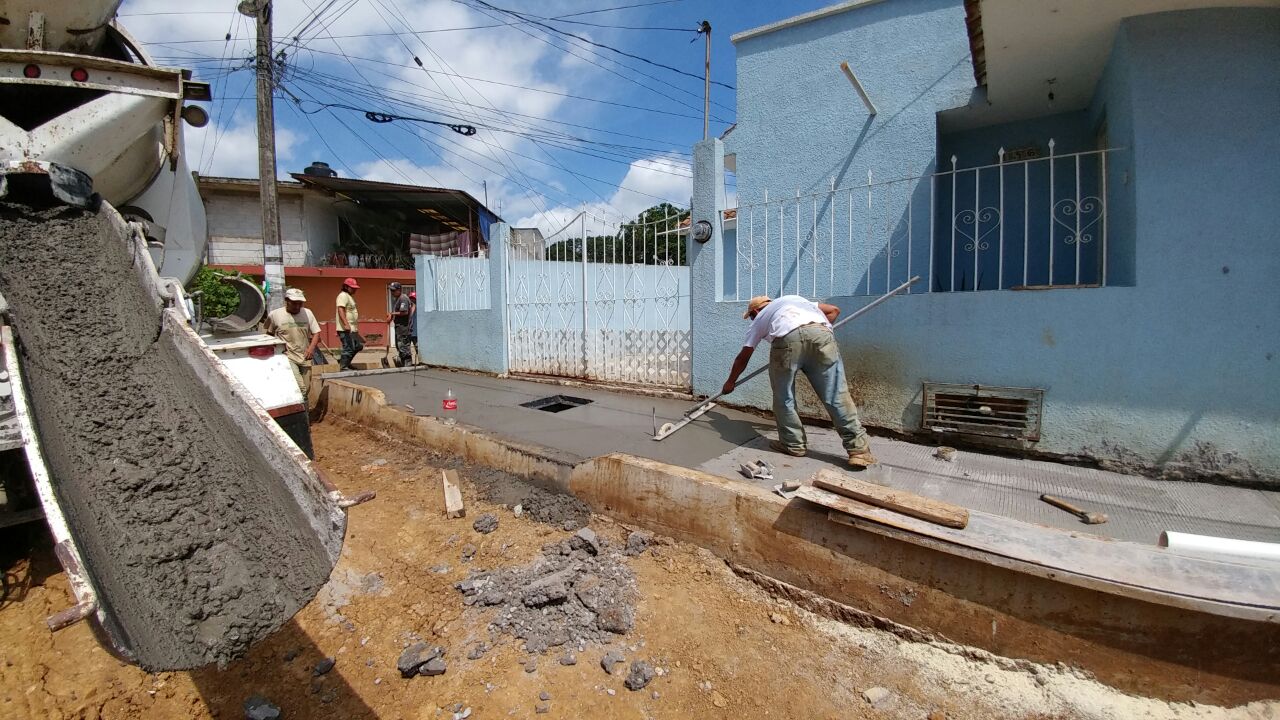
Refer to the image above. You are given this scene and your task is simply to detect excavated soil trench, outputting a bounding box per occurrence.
[0,202,332,669]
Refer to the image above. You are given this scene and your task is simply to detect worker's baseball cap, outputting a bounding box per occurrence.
[744,295,771,319]
[342,277,360,289]
[389,281,402,291]
[409,291,417,300]
[284,288,306,302]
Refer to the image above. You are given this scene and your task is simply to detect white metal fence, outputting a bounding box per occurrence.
[723,142,1113,300]
[431,255,491,311]
[507,210,692,388]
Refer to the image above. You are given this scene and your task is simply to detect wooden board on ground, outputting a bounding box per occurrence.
[793,486,1280,613]
[442,469,465,518]
[795,486,926,535]
[812,468,969,529]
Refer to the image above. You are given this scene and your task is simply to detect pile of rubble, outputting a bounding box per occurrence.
[454,528,644,653]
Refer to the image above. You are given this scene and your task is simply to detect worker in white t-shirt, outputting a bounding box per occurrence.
[721,295,876,467]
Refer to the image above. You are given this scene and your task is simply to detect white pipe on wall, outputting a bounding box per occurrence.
[1159,531,1280,562]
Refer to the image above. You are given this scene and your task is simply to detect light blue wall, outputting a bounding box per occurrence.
[695,5,1280,483]
[414,224,509,375]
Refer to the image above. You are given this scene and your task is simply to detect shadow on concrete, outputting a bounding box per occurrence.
[189,617,378,719]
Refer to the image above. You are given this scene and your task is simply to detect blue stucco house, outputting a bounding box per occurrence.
[689,0,1280,484]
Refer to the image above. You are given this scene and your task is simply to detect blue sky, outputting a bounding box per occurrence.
[120,0,836,235]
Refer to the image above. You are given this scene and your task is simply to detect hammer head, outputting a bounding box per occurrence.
[1082,512,1108,525]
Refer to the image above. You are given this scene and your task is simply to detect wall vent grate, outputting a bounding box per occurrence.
[921,382,1043,442]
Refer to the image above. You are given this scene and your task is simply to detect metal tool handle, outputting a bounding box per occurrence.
[1040,493,1086,518]
[685,275,921,418]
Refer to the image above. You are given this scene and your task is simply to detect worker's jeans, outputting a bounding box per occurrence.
[338,330,362,370]
[768,324,871,454]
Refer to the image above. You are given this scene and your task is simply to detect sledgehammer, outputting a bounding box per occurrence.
[1040,494,1109,525]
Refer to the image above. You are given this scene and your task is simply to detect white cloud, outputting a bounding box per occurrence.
[119,0,693,231]
[184,116,299,179]
[514,156,692,238]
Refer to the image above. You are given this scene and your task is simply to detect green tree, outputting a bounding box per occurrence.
[186,266,255,319]
[544,203,690,265]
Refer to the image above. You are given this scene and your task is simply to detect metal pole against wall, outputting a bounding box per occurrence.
[700,21,711,141]
[580,207,588,377]
[242,0,284,312]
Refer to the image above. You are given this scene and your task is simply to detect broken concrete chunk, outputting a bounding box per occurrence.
[461,543,477,562]
[559,653,577,666]
[596,601,636,634]
[524,658,538,673]
[522,569,573,607]
[862,686,893,709]
[243,695,281,720]
[420,657,447,677]
[539,691,551,701]
[535,701,550,714]
[601,649,626,675]
[624,531,651,557]
[625,660,656,691]
[571,527,601,555]
[466,643,488,660]
[313,657,336,676]
[473,513,499,534]
[397,642,444,678]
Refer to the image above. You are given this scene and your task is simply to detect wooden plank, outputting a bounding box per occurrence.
[797,489,1280,612]
[795,486,923,534]
[812,469,969,529]
[442,469,465,519]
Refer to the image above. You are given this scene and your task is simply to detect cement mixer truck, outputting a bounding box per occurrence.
[0,2,361,671]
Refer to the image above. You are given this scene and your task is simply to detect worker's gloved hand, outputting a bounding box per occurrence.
[721,379,735,395]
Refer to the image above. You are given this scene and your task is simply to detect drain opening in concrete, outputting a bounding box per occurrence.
[521,395,593,413]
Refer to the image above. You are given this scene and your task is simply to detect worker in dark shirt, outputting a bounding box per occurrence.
[386,282,413,368]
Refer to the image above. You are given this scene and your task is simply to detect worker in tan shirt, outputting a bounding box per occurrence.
[262,288,322,399]
[335,277,362,371]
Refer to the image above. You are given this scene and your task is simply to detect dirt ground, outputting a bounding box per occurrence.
[1,418,1276,720]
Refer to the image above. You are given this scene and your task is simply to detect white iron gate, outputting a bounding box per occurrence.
[506,211,691,389]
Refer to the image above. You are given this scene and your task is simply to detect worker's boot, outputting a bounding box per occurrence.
[847,449,878,468]
[769,440,806,457]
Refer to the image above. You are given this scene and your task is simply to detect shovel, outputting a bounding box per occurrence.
[381,322,395,368]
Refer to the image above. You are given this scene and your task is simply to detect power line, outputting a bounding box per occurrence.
[457,0,734,90]
[556,0,685,20]
[451,0,732,121]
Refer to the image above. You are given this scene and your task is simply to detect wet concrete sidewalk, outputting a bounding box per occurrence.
[349,368,1280,546]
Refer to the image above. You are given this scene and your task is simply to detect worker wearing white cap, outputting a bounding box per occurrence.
[263,287,322,399]
[721,295,876,467]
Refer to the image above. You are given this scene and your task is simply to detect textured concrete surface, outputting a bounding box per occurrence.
[699,429,1280,546]
[353,369,770,468]
[356,368,1280,546]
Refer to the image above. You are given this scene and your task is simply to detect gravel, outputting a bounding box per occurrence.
[243,695,281,720]
[397,642,445,678]
[625,660,656,691]
[473,513,499,534]
[454,531,637,654]
[624,531,651,557]
[601,649,626,675]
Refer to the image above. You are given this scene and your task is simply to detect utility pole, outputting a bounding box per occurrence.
[240,0,284,312]
[700,21,711,141]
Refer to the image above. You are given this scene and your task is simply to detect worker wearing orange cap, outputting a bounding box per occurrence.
[336,277,363,371]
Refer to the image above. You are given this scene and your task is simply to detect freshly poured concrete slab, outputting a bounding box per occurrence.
[700,429,1280,546]
[352,368,1280,547]
[353,369,772,467]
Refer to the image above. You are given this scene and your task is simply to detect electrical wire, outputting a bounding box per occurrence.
[457,0,733,90]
